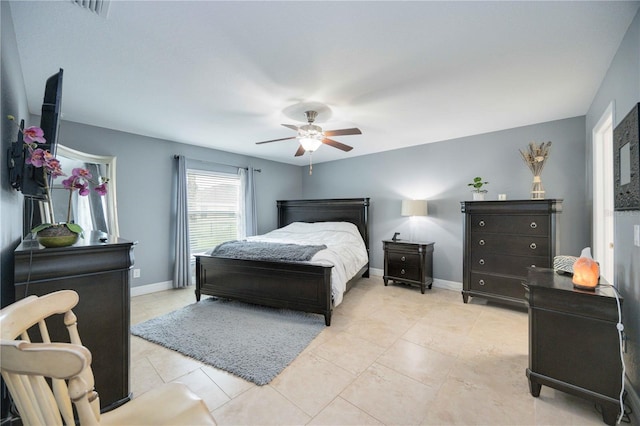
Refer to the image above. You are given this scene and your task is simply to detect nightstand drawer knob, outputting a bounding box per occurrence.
[401,269,406,275]
[478,220,486,227]
[530,222,538,229]
[479,259,485,265]
[479,239,485,246]
[479,279,485,286]
[401,256,406,261]
[530,243,537,250]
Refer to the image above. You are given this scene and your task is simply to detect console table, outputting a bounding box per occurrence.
[14,232,135,412]
[524,268,623,425]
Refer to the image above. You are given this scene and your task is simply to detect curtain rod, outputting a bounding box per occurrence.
[174,155,261,172]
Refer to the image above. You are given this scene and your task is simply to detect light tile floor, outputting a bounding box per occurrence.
[130,276,631,425]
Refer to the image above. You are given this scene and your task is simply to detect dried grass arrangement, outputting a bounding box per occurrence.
[520,141,552,199]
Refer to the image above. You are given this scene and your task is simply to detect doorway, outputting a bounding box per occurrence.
[592,102,615,284]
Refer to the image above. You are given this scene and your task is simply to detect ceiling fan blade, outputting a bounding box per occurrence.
[255,136,297,145]
[281,124,299,131]
[323,128,362,137]
[322,138,353,152]
[294,145,305,157]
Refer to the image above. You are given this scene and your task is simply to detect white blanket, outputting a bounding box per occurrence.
[246,221,368,306]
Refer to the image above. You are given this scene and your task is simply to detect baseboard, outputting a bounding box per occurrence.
[626,377,639,423]
[432,278,463,292]
[368,268,462,292]
[130,280,173,297]
[370,267,383,277]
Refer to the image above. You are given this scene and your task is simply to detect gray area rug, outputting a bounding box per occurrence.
[130,298,324,385]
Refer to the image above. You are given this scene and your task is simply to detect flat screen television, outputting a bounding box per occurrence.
[7,68,64,199]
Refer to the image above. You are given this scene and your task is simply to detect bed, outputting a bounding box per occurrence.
[195,198,370,326]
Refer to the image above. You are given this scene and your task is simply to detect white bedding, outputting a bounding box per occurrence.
[246,221,368,306]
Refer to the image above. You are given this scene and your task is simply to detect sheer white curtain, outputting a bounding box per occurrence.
[173,155,191,288]
[238,167,258,237]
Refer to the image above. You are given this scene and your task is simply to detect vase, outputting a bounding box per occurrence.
[472,192,485,201]
[531,175,545,200]
[36,224,79,248]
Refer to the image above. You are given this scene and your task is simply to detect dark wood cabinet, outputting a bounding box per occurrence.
[14,233,135,412]
[524,268,623,426]
[383,240,434,294]
[461,199,562,306]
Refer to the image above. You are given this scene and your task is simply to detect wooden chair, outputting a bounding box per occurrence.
[0,290,216,425]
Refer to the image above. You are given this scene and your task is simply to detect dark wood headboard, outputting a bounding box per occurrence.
[276,198,370,252]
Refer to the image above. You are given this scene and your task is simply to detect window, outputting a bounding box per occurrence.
[186,169,241,257]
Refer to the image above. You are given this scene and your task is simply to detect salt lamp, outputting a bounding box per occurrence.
[572,247,600,290]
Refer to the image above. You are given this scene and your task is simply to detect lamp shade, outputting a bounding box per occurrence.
[401,199,428,216]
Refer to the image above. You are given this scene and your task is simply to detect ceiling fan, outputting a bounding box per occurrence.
[255,110,362,157]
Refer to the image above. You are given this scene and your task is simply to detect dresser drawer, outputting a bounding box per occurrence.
[470,215,549,236]
[471,252,550,276]
[471,233,549,257]
[469,273,526,300]
[387,252,421,281]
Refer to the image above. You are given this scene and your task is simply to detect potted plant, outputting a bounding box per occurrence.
[468,176,489,201]
[8,115,108,247]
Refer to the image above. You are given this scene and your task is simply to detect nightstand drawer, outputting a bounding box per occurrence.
[470,215,549,236]
[387,252,421,281]
[471,234,549,257]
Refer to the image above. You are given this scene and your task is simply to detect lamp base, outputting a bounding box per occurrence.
[572,283,598,291]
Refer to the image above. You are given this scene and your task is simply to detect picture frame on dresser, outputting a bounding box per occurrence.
[613,102,639,211]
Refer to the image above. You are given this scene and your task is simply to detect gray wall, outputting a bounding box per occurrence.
[1,1,29,308]
[302,116,588,283]
[585,9,640,402]
[0,1,29,417]
[55,120,302,288]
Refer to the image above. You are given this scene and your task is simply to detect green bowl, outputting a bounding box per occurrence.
[37,233,79,248]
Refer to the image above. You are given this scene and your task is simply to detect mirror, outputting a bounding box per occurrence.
[620,142,631,186]
[42,145,119,236]
[613,102,639,211]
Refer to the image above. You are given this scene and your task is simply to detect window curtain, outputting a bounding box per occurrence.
[173,155,191,288]
[238,167,258,237]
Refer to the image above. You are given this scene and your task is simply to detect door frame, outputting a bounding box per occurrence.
[592,101,615,284]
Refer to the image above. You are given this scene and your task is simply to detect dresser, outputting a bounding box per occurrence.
[14,232,135,412]
[461,199,562,306]
[524,268,623,426]
[383,240,434,294]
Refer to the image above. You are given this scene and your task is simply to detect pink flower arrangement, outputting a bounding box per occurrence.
[8,115,108,236]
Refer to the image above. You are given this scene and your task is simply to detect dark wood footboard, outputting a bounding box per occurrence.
[196,255,335,325]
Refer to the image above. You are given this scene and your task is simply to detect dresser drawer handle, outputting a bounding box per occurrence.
[530,243,537,250]
[401,256,406,262]
[479,259,485,265]
[479,279,485,286]
[530,222,537,229]
[479,239,485,246]
[478,220,486,227]
[401,269,406,275]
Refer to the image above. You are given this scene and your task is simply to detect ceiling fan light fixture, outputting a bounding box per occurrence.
[300,137,322,152]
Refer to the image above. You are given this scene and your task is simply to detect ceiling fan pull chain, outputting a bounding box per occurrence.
[309,152,313,175]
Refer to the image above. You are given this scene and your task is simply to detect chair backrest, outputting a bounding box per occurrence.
[0,290,101,425]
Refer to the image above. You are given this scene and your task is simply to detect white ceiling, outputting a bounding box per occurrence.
[9,1,640,166]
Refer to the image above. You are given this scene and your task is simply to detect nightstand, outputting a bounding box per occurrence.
[383,240,434,293]
[524,268,623,426]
